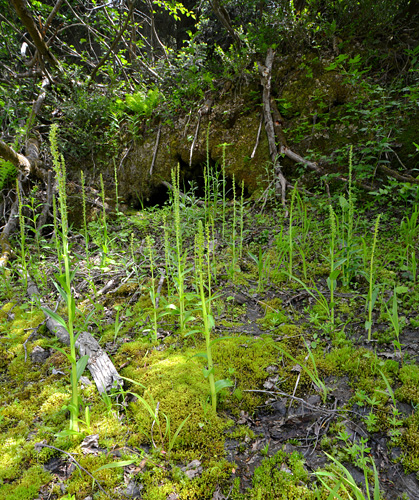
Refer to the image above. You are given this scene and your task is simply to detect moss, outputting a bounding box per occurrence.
[66,453,125,498]
[233,449,314,499]
[401,412,419,473]
[38,391,69,425]
[141,458,233,499]
[0,465,52,500]
[395,364,419,406]
[227,425,256,441]
[214,336,281,414]
[257,299,289,329]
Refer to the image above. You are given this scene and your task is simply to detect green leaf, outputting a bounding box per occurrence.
[118,375,146,389]
[53,280,67,301]
[208,314,215,329]
[56,274,70,294]
[202,366,214,378]
[339,195,349,209]
[49,345,71,361]
[334,257,348,269]
[214,379,233,393]
[76,355,89,381]
[168,414,191,453]
[209,336,233,348]
[189,352,208,361]
[93,460,136,473]
[69,295,76,321]
[371,286,380,309]
[183,329,201,338]
[42,307,68,330]
[54,429,81,438]
[126,391,157,421]
[184,314,196,324]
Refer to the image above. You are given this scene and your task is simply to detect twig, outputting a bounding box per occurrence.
[289,353,309,412]
[251,113,263,159]
[189,114,201,166]
[34,442,112,498]
[149,122,161,176]
[242,389,362,418]
[119,143,132,170]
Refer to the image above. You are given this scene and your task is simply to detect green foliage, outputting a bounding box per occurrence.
[0,159,17,190]
[124,88,161,116]
[161,32,214,111]
[118,88,162,137]
[58,86,117,160]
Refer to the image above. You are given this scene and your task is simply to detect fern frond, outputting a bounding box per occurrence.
[0,159,17,190]
[125,89,161,116]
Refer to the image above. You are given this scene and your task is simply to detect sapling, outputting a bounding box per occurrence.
[273,227,288,275]
[315,451,380,500]
[119,376,190,456]
[205,223,212,314]
[80,171,90,267]
[204,122,211,224]
[25,191,42,259]
[239,180,245,260]
[195,220,232,411]
[288,183,298,278]
[285,272,332,324]
[248,247,269,293]
[340,146,356,287]
[400,205,418,282]
[327,205,346,326]
[366,214,381,341]
[171,165,187,331]
[146,235,158,342]
[113,158,120,214]
[113,306,125,343]
[44,124,89,434]
[384,286,407,361]
[163,214,173,297]
[219,143,229,240]
[16,177,27,290]
[231,174,237,279]
[52,195,63,274]
[295,188,311,246]
[99,173,108,266]
[196,220,216,410]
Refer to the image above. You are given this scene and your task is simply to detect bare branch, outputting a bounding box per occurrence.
[209,0,241,46]
[89,1,134,83]
[10,0,62,71]
[44,0,65,33]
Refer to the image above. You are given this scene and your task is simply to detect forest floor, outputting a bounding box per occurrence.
[1,182,419,500]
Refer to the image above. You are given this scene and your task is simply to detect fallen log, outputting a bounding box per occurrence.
[26,274,122,394]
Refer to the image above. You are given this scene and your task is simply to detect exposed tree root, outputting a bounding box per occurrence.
[258,48,288,208]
